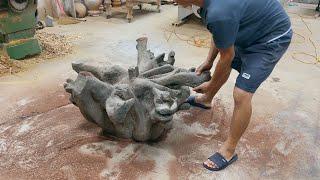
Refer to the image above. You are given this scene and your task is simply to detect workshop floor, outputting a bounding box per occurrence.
[0,4,319,180]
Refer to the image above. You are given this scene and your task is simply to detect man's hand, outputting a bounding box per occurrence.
[196,61,213,75]
[193,81,213,94]
[192,81,215,107]
[193,46,234,104]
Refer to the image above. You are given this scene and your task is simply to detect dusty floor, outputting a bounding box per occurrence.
[0,4,319,180]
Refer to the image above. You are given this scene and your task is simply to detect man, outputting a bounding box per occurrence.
[175,0,292,171]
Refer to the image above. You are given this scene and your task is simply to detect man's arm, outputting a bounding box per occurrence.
[194,46,235,98]
[195,37,219,75]
[207,37,219,63]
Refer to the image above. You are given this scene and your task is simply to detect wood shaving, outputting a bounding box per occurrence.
[0,30,82,77]
[57,17,82,25]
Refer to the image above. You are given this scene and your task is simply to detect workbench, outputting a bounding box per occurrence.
[104,0,161,22]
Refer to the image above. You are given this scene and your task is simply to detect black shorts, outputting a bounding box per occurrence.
[231,30,292,93]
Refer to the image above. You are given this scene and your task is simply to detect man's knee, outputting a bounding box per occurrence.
[233,87,253,106]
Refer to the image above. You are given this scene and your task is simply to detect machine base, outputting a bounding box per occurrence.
[1,38,41,60]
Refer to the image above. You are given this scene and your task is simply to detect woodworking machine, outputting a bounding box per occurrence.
[0,0,41,60]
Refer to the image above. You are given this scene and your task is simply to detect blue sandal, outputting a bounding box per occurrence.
[203,152,238,171]
[186,96,211,109]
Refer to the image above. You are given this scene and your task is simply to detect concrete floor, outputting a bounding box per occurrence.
[0,4,319,180]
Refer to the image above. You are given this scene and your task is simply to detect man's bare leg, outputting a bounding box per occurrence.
[204,87,253,168]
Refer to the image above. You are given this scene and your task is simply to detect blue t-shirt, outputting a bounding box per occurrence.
[199,0,291,49]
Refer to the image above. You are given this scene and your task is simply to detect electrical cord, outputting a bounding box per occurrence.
[288,12,320,67]
[163,24,211,48]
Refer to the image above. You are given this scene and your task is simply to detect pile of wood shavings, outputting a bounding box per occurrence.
[0,31,81,77]
[0,55,22,76]
[35,31,81,59]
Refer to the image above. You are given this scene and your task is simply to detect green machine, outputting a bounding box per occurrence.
[0,0,41,60]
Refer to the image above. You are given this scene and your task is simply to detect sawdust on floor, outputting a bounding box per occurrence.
[57,17,83,25]
[0,30,81,77]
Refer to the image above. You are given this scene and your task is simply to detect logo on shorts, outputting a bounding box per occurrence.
[242,73,251,80]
